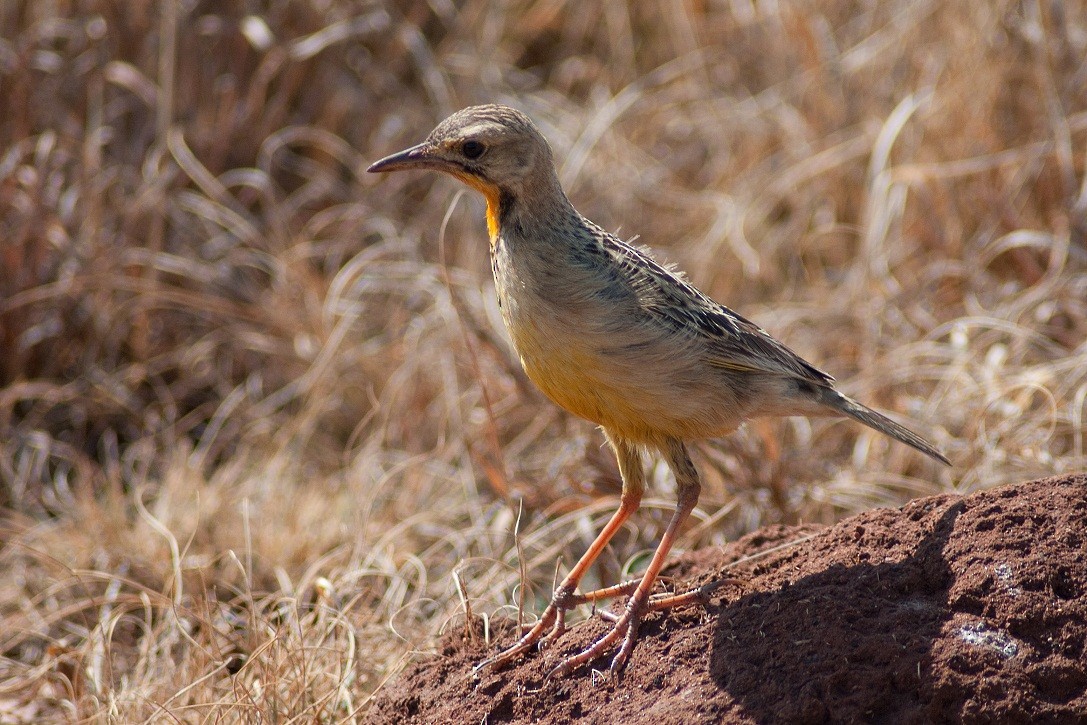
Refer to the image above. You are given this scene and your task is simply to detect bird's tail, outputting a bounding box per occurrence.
[815,387,950,465]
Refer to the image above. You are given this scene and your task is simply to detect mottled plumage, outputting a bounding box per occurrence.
[368,104,949,679]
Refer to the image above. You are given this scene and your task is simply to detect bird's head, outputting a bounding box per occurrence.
[368,105,561,236]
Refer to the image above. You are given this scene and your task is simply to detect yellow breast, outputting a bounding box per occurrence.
[510,318,661,443]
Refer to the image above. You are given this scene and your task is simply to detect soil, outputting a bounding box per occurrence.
[365,474,1087,723]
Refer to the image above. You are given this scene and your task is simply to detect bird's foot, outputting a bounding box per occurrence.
[473,584,577,675]
[474,575,743,678]
[548,596,645,680]
[549,575,742,679]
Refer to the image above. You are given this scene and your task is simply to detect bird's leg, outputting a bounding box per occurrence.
[474,492,641,671]
[474,438,645,674]
[550,439,701,679]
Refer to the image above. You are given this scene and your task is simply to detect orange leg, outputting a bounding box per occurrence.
[474,437,646,674]
[550,438,702,679]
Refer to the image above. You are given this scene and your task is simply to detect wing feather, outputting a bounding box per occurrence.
[596,229,834,385]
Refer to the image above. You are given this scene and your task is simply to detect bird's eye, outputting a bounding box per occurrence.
[462,140,485,160]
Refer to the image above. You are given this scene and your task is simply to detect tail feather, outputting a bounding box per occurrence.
[816,387,950,465]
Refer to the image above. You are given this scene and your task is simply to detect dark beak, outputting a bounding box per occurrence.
[366,141,437,173]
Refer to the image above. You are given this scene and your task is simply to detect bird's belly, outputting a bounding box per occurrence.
[508,315,740,444]
[518,341,627,425]
[521,348,656,440]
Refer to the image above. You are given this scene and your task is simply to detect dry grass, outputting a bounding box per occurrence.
[1,0,1085,720]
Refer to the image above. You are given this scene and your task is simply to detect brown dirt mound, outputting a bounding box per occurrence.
[365,475,1087,724]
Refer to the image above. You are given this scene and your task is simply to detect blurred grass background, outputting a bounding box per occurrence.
[1,0,1085,720]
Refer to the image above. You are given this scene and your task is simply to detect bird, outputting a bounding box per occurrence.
[367,104,950,679]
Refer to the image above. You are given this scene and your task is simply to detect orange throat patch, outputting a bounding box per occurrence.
[451,171,502,243]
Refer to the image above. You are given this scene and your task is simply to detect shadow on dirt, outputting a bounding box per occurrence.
[710,500,965,722]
